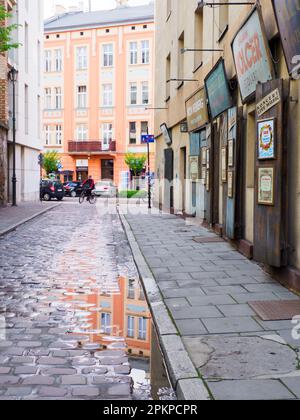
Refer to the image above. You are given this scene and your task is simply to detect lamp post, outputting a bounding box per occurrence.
[8,67,18,207]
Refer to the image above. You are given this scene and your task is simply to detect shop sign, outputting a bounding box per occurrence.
[76,159,88,168]
[258,167,275,206]
[256,89,281,117]
[258,118,276,160]
[160,123,172,146]
[204,59,232,120]
[189,156,199,181]
[186,87,209,132]
[272,0,300,76]
[231,7,274,103]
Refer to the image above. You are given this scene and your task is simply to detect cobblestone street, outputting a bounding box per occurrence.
[0,202,151,400]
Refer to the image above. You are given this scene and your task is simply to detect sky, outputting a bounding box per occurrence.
[44,0,152,18]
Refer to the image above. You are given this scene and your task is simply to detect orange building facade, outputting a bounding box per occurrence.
[43,4,155,188]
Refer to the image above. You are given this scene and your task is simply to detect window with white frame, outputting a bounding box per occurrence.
[54,87,62,109]
[101,313,111,334]
[44,88,52,109]
[103,44,113,67]
[77,86,87,108]
[55,125,62,145]
[142,81,149,105]
[44,125,51,145]
[76,124,88,141]
[141,40,150,64]
[138,317,147,341]
[127,316,135,338]
[55,49,63,72]
[130,42,138,65]
[76,46,88,70]
[102,83,113,106]
[44,50,52,72]
[141,121,149,136]
[129,122,137,144]
[130,83,137,105]
[102,123,113,143]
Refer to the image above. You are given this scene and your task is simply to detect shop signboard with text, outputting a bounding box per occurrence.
[186,87,209,132]
[231,7,274,103]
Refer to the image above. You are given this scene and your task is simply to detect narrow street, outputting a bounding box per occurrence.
[0,202,153,400]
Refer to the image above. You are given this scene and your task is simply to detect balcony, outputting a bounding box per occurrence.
[68,140,116,154]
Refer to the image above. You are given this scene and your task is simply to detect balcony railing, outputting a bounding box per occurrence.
[68,140,116,153]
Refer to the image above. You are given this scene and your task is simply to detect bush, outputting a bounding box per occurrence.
[118,190,148,199]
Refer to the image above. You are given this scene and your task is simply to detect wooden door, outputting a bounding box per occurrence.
[164,148,174,212]
[253,79,289,267]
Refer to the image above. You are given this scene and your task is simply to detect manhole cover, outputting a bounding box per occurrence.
[250,300,300,321]
[193,237,224,244]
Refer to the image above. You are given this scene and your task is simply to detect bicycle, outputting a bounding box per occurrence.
[79,190,97,205]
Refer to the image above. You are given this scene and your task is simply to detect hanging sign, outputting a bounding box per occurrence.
[186,87,209,132]
[231,7,274,103]
[189,156,200,181]
[256,88,281,117]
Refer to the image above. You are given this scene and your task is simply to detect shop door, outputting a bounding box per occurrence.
[212,122,220,226]
[253,79,289,267]
[164,148,174,213]
[101,160,114,181]
[181,147,187,213]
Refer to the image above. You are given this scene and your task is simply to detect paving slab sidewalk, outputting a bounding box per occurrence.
[0,202,60,236]
[123,209,300,400]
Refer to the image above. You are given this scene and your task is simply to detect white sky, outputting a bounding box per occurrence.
[44,0,152,18]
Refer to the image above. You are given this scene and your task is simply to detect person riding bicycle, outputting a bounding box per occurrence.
[82,176,95,199]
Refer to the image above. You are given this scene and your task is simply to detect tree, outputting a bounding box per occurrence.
[125,153,147,177]
[0,5,20,53]
[43,151,60,175]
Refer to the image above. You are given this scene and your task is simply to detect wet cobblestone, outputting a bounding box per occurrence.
[0,203,148,400]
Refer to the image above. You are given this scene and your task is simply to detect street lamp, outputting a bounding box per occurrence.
[8,67,18,207]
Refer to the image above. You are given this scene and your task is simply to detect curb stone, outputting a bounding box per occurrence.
[0,204,61,237]
[118,211,211,401]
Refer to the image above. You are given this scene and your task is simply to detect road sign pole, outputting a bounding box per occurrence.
[147,140,151,210]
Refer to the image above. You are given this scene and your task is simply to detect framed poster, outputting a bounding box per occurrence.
[228,171,234,198]
[228,139,234,167]
[202,167,207,185]
[258,167,275,206]
[189,156,199,181]
[206,149,210,169]
[257,118,276,160]
[201,147,207,166]
[206,170,210,192]
[221,147,227,182]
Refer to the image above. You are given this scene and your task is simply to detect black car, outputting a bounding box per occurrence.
[63,182,83,198]
[40,180,65,201]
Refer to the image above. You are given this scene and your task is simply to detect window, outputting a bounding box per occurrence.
[141,40,150,64]
[127,316,135,338]
[102,84,113,107]
[141,121,149,136]
[102,123,113,149]
[76,125,88,141]
[130,42,138,65]
[103,44,113,67]
[142,82,149,105]
[128,279,136,299]
[101,313,111,334]
[138,317,147,341]
[76,46,87,70]
[54,87,62,109]
[55,49,63,72]
[77,86,87,108]
[194,7,204,70]
[178,32,185,87]
[130,83,137,105]
[55,125,62,145]
[44,50,52,72]
[129,122,137,144]
[44,125,51,145]
[45,88,52,109]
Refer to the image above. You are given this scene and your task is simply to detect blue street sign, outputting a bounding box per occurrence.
[141,134,155,144]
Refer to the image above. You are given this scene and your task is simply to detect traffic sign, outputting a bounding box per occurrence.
[141,134,155,144]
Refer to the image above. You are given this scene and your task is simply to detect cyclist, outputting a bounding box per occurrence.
[82,176,95,200]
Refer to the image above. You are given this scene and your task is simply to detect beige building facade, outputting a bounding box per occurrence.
[154,0,300,289]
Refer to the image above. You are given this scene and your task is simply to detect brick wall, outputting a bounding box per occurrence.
[0,0,8,205]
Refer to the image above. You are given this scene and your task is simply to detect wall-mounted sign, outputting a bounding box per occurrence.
[221,147,227,182]
[231,7,274,103]
[258,167,275,206]
[76,159,89,168]
[206,170,210,192]
[189,156,199,181]
[258,118,276,160]
[272,0,300,76]
[160,123,172,146]
[228,139,234,167]
[202,167,207,185]
[186,87,209,132]
[206,148,210,169]
[201,147,207,166]
[228,171,234,198]
[204,58,232,120]
[256,89,281,117]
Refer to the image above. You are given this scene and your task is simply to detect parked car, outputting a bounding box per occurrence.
[63,182,83,198]
[93,181,118,198]
[40,180,65,201]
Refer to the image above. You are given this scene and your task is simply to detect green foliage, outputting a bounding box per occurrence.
[118,190,147,199]
[43,151,60,175]
[0,5,20,53]
[125,153,147,176]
